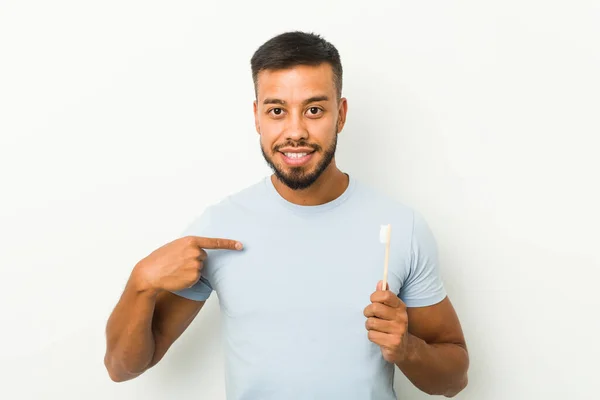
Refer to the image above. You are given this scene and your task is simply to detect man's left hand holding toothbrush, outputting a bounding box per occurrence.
[364,281,470,397]
[363,280,410,364]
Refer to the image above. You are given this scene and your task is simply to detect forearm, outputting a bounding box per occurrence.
[396,333,469,397]
[104,273,159,382]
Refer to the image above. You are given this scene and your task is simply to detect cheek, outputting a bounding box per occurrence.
[308,115,337,134]
[258,128,279,153]
[257,116,281,138]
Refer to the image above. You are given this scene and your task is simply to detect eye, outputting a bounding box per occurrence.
[268,108,284,117]
[306,107,323,117]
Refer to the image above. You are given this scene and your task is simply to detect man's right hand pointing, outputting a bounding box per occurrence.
[132,236,243,293]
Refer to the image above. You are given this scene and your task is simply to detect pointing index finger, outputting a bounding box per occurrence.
[192,236,243,250]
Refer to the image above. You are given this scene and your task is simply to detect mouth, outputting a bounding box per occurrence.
[277,147,316,167]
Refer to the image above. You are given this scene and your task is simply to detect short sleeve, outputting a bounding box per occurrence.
[170,207,215,302]
[399,210,447,307]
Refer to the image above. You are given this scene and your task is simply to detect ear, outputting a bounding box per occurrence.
[253,100,260,135]
[336,97,348,134]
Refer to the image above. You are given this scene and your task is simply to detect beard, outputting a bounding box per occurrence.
[261,134,338,191]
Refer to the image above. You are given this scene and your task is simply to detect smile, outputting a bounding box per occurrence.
[279,151,314,166]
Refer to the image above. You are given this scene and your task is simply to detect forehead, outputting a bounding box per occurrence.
[255,63,336,103]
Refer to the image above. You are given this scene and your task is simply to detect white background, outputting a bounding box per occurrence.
[1,1,599,399]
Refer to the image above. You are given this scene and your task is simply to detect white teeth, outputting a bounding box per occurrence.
[284,152,308,159]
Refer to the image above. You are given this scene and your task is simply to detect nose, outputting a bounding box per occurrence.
[284,113,309,141]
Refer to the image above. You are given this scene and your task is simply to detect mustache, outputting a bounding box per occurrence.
[273,141,322,152]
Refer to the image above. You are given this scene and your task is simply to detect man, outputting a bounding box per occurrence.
[104,31,469,399]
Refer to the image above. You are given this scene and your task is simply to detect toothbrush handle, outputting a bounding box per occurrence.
[383,225,391,290]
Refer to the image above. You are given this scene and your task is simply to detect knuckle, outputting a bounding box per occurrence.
[188,247,201,258]
[373,303,382,314]
[190,258,202,270]
[188,268,200,282]
[368,318,377,330]
[383,349,393,361]
[398,312,407,323]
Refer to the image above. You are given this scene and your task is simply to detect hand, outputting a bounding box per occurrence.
[133,236,243,293]
[364,280,410,364]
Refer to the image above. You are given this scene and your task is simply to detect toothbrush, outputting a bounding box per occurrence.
[379,224,391,291]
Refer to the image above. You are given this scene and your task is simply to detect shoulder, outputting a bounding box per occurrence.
[351,177,417,221]
[188,176,271,230]
[210,176,270,215]
[350,177,437,247]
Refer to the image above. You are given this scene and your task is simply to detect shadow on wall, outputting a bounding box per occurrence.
[335,94,386,187]
[336,73,440,204]
[141,296,226,398]
[342,73,470,399]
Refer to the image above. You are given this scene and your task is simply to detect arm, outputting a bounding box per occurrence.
[103,234,241,382]
[389,210,468,396]
[104,267,205,382]
[397,297,469,397]
[365,287,469,397]
[103,204,243,382]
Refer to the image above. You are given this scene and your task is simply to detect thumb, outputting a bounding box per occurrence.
[377,280,390,291]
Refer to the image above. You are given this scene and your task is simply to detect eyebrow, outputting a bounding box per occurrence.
[262,95,330,106]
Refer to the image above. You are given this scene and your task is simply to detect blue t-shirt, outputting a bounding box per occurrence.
[173,174,447,399]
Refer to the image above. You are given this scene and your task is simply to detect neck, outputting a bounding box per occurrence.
[271,161,349,206]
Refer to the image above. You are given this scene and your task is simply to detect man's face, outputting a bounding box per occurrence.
[253,63,347,190]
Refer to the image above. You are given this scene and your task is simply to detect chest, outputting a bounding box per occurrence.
[203,219,411,319]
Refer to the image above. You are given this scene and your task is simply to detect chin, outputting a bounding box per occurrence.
[261,141,336,190]
[274,167,321,190]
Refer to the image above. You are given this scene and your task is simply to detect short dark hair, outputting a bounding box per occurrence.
[250,31,343,99]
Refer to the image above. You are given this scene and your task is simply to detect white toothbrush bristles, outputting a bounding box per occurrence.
[380,224,391,291]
